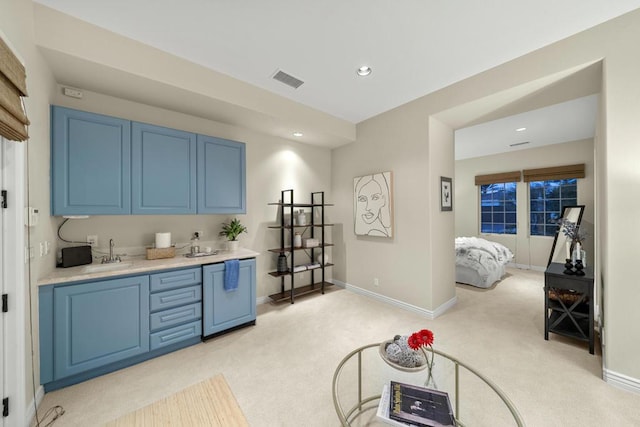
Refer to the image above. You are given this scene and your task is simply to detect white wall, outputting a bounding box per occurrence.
[332,104,436,309]
[455,139,595,269]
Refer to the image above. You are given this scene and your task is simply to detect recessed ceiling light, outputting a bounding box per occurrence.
[292,132,303,137]
[357,66,372,76]
[516,127,527,132]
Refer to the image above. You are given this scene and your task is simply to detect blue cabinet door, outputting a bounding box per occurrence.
[197,135,246,214]
[53,276,150,379]
[132,122,197,214]
[51,106,131,215]
[39,286,54,384]
[202,259,256,336]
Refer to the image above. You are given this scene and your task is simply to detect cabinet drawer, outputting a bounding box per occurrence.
[150,321,202,350]
[545,275,591,294]
[150,285,201,312]
[150,302,201,332]
[150,267,201,293]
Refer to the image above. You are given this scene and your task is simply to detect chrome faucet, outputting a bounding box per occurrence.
[102,238,122,264]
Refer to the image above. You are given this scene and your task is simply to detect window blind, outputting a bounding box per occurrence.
[0,36,29,142]
[474,171,521,186]
[522,164,585,182]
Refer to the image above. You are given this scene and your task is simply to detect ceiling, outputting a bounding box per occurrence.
[33,1,639,150]
[455,94,599,160]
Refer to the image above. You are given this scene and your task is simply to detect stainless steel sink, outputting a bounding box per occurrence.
[184,251,218,258]
[81,262,134,273]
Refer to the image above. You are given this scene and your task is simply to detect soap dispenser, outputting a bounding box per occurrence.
[191,232,200,255]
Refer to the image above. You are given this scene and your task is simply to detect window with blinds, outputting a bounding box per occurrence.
[476,171,520,235]
[0,36,29,142]
[525,164,584,236]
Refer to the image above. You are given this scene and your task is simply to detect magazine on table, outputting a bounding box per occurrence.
[377,383,420,426]
[385,381,455,427]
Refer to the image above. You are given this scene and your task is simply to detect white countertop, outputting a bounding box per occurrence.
[38,248,260,286]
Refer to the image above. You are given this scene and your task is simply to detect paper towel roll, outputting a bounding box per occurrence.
[155,232,171,249]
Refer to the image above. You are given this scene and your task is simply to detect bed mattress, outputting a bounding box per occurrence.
[455,237,513,288]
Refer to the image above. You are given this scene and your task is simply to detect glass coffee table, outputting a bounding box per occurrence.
[332,343,525,426]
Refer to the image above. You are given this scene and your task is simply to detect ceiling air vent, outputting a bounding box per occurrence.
[509,141,530,147]
[272,70,304,89]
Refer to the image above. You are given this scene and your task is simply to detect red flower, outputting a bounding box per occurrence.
[407,329,434,350]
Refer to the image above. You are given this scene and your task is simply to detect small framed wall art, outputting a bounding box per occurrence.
[440,176,452,211]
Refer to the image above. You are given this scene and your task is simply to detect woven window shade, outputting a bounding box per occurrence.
[475,171,521,186]
[522,164,585,182]
[0,36,29,142]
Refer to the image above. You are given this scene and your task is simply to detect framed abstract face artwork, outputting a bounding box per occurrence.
[354,171,393,237]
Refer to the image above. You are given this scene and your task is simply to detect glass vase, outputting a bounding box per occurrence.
[421,345,437,389]
[572,249,587,267]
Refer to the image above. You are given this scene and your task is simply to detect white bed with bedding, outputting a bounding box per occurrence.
[455,237,513,288]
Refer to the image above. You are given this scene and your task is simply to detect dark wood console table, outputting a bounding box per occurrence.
[544,262,595,354]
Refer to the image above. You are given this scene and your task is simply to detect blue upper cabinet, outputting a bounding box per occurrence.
[51,106,246,216]
[197,135,246,214]
[51,106,131,215]
[132,123,197,214]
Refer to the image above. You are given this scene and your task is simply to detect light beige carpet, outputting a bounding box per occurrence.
[35,268,640,426]
[103,374,248,427]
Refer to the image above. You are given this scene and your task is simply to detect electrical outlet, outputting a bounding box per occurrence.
[87,235,98,247]
[44,240,50,255]
[373,277,379,287]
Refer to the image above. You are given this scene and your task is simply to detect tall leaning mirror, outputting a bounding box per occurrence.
[548,205,585,266]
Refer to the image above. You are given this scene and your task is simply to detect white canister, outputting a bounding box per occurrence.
[293,232,302,248]
[297,209,306,226]
[317,253,329,265]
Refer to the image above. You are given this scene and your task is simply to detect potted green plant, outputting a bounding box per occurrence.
[219,218,247,252]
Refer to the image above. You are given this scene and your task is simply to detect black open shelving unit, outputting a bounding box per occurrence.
[267,190,334,304]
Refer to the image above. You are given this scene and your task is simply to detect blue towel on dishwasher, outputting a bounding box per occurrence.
[224,259,240,291]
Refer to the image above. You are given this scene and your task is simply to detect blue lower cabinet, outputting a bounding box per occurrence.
[40,267,204,391]
[39,261,255,391]
[202,259,256,337]
[53,276,150,379]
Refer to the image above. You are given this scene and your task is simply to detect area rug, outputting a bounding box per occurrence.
[104,374,249,427]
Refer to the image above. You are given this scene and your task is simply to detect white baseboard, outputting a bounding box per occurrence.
[328,279,457,319]
[603,368,640,394]
[508,262,546,272]
[256,295,271,305]
[25,385,45,427]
